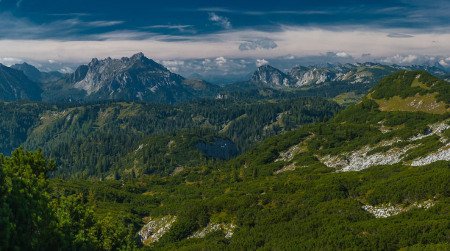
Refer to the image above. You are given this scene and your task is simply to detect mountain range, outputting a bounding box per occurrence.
[1,53,449,104]
[250,62,449,88]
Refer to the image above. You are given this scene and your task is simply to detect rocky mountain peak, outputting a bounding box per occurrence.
[130,52,146,60]
[89,58,100,66]
[251,65,292,87]
[45,53,222,103]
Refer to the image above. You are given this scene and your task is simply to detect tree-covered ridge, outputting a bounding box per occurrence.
[370,70,450,105]
[0,97,339,178]
[0,102,51,155]
[369,74,450,115]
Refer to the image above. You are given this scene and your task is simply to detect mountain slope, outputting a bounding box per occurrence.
[0,64,42,101]
[237,70,449,177]
[51,70,450,250]
[11,62,64,83]
[8,97,338,177]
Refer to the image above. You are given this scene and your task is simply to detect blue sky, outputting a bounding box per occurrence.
[0,0,450,78]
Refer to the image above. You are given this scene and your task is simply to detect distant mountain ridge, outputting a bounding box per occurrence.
[2,54,449,104]
[250,62,449,88]
[0,64,41,101]
[11,62,64,83]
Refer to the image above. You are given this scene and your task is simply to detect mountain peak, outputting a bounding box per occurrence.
[58,53,222,103]
[256,64,280,72]
[89,58,100,66]
[251,65,291,87]
[131,52,146,60]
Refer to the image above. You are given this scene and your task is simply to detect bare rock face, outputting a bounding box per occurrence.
[251,65,292,87]
[45,52,218,103]
[72,53,186,101]
[411,144,450,166]
[189,222,236,239]
[362,199,435,218]
[139,215,177,245]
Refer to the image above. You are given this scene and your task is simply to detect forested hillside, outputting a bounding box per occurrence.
[18,70,446,250]
[0,70,448,250]
[0,97,339,178]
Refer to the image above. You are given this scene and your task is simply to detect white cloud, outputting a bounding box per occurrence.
[402,55,418,63]
[256,59,269,67]
[380,54,418,64]
[284,55,296,60]
[215,56,227,66]
[144,25,194,33]
[209,13,232,29]
[0,13,123,39]
[161,60,185,72]
[59,66,74,73]
[336,52,350,58]
[0,57,23,66]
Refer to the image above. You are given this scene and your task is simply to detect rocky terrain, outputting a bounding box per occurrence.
[362,199,436,218]
[138,216,177,245]
[250,62,449,88]
[54,53,219,103]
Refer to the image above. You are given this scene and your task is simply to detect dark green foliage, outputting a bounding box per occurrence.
[55,161,449,250]
[371,70,450,103]
[0,102,49,155]
[0,97,339,177]
[117,130,231,176]
[0,149,138,250]
[0,64,42,101]
[0,70,448,250]
[0,149,56,250]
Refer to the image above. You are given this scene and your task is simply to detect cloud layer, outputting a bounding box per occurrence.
[1,27,449,63]
[0,0,449,77]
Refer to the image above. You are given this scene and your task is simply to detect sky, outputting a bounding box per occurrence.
[0,0,450,80]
